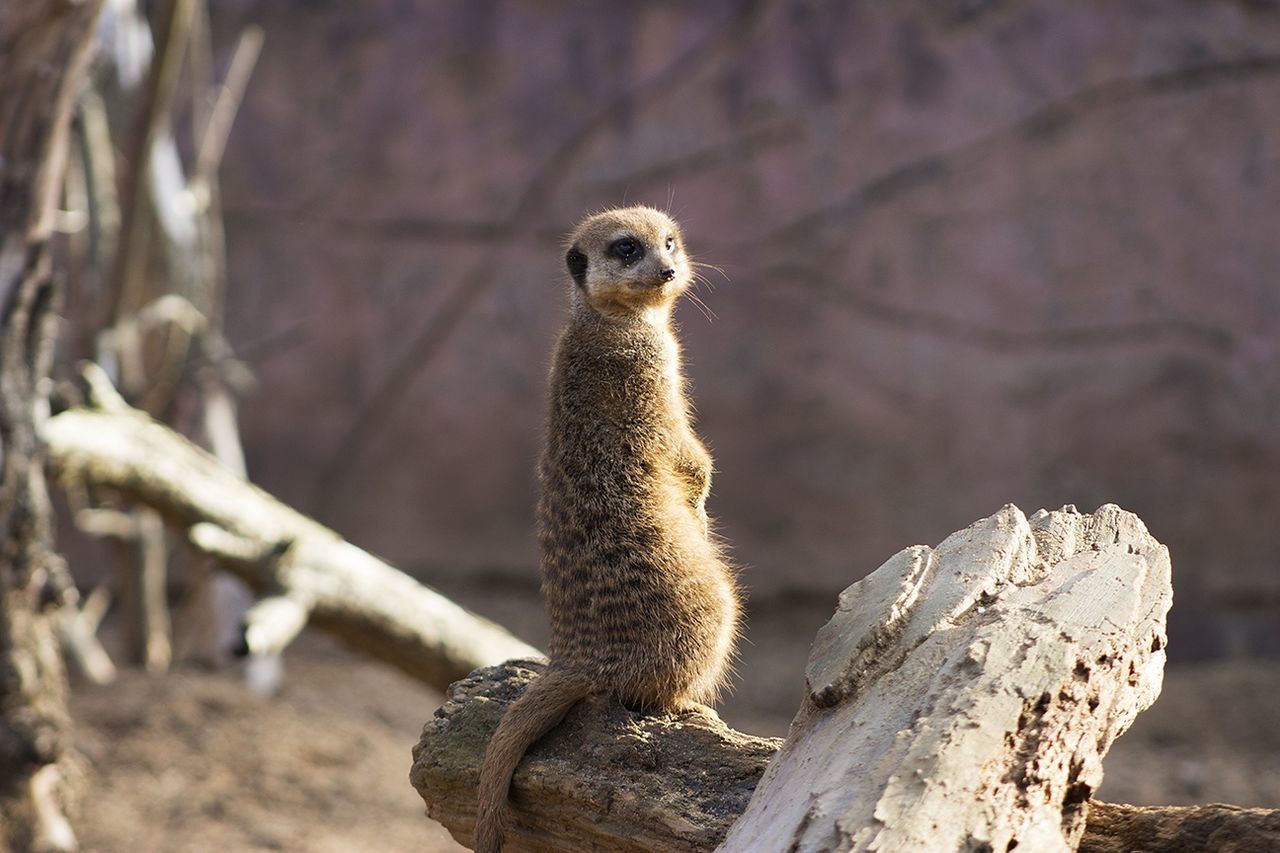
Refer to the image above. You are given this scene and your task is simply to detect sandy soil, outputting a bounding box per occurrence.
[72,634,463,853]
[70,590,1280,852]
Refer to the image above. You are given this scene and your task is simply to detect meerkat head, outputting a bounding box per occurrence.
[564,206,691,318]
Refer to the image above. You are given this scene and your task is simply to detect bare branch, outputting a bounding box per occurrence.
[56,597,117,686]
[80,583,111,633]
[191,25,263,196]
[73,507,139,540]
[43,399,542,688]
[79,360,131,414]
[188,522,274,563]
[238,592,312,658]
[136,508,171,672]
[102,0,198,331]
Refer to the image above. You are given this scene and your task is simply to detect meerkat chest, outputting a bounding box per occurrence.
[652,330,687,419]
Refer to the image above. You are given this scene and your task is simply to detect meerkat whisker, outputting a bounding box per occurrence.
[691,259,730,284]
[687,291,718,323]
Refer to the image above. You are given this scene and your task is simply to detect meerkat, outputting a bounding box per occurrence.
[473,206,740,853]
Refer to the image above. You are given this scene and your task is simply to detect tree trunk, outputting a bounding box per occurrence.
[0,1,107,849]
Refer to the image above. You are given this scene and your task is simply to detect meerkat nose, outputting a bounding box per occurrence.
[660,267,677,282]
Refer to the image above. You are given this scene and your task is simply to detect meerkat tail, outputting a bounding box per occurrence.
[474,668,593,853]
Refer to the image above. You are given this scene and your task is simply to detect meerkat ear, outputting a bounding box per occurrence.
[566,246,588,288]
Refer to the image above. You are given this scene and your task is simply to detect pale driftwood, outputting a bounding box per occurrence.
[408,504,1266,853]
[726,503,1171,852]
[42,402,540,689]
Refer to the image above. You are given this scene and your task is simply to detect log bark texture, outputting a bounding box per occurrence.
[1080,801,1280,853]
[42,404,539,688]
[411,660,784,852]
[0,1,105,849]
[407,504,1259,853]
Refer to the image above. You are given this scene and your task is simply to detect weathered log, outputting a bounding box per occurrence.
[411,660,783,852]
[1079,801,1280,853]
[42,401,539,689]
[411,671,1280,853]
[408,505,1273,853]
[725,503,1171,852]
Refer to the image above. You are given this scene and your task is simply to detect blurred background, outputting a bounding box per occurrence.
[62,1,1279,850]
[211,0,1280,660]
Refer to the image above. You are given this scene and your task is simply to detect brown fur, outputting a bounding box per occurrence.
[473,207,740,852]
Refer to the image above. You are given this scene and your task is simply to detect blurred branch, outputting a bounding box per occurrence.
[102,0,197,333]
[135,507,172,671]
[62,0,264,679]
[56,583,117,686]
[43,390,542,689]
[238,592,312,658]
[192,25,263,196]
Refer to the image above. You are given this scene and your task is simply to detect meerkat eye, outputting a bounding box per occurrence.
[608,237,642,264]
[665,237,675,252]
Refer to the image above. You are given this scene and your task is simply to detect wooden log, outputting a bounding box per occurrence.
[408,505,1272,853]
[1079,801,1280,853]
[42,403,539,689]
[725,503,1171,852]
[410,660,783,852]
[411,663,1280,853]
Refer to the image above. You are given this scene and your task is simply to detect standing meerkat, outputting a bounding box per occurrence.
[474,206,740,852]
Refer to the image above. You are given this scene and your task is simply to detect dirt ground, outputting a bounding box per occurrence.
[71,588,1280,852]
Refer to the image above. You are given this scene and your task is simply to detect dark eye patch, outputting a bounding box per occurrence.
[665,237,675,252]
[566,246,588,288]
[608,236,644,266]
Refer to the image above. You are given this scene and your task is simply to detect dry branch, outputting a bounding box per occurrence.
[410,505,1272,852]
[42,401,540,689]
[56,583,116,685]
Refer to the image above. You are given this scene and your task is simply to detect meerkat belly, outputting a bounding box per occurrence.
[544,530,734,698]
